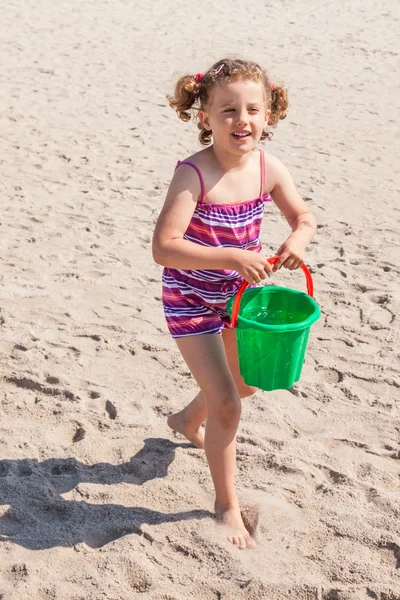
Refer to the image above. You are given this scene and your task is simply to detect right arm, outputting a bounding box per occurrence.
[152,165,272,282]
[152,164,236,270]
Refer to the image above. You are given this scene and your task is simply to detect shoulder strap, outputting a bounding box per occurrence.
[175,161,206,204]
[259,150,266,197]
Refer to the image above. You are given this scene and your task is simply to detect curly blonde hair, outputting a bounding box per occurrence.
[167,58,288,146]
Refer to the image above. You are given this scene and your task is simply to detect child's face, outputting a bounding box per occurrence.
[199,78,270,155]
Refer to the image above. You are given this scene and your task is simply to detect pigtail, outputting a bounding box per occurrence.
[259,82,288,142]
[268,84,288,127]
[197,122,212,146]
[167,75,200,122]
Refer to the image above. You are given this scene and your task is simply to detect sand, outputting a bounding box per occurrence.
[0,0,399,598]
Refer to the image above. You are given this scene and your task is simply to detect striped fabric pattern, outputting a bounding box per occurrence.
[162,150,271,338]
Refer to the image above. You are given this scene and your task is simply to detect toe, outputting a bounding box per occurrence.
[238,536,247,550]
[246,535,257,549]
[232,536,241,547]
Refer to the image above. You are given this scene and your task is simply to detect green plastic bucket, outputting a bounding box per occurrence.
[226,256,320,391]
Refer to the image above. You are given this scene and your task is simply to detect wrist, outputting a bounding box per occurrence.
[292,216,316,239]
[224,247,241,271]
[289,227,314,246]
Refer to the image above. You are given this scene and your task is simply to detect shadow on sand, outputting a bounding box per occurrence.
[0,437,212,550]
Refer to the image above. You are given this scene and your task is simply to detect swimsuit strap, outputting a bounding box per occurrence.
[259,150,266,197]
[176,152,265,203]
[175,160,206,204]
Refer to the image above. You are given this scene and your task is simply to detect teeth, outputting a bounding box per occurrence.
[234,132,249,137]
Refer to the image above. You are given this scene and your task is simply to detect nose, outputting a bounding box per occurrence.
[236,107,249,127]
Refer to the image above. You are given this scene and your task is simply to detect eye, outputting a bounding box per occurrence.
[223,108,235,113]
[249,108,259,113]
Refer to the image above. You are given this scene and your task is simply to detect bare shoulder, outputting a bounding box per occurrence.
[180,147,213,171]
[166,150,211,203]
[264,151,289,176]
[263,152,293,192]
[169,148,214,199]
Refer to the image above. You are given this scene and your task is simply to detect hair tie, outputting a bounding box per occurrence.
[269,82,275,91]
[195,73,204,83]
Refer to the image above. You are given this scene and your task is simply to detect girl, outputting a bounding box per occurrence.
[152,58,316,550]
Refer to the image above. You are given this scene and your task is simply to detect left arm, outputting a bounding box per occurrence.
[266,154,317,271]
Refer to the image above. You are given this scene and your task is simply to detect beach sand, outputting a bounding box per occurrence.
[0,0,399,598]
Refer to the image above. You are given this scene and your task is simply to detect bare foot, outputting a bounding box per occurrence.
[215,504,257,550]
[167,411,205,449]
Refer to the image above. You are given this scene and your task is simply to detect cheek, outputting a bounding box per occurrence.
[258,115,268,128]
[219,115,233,126]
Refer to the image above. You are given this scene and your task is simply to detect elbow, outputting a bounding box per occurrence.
[310,212,317,233]
[152,244,164,266]
[152,239,169,266]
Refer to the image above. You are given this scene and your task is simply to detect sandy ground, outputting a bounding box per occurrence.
[0,0,399,598]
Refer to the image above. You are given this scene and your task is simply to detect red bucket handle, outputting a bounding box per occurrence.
[230,256,315,329]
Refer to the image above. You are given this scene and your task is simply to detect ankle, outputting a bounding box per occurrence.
[214,498,240,513]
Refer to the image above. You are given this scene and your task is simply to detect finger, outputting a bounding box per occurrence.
[290,259,304,270]
[264,262,273,274]
[276,243,285,256]
[257,268,268,280]
[273,252,289,271]
[282,257,296,270]
[246,275,259,285]
[286,257,303,270]
[284,257,301,270]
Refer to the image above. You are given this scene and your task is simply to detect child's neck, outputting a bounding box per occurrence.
[211,144,255,173]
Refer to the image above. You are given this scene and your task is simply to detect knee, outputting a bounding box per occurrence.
[207,388,241,425]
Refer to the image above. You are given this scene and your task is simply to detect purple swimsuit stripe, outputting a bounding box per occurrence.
[162,150,271,338]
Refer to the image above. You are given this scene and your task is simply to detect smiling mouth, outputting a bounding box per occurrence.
[232,132,251,139]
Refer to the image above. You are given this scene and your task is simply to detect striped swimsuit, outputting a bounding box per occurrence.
[162,149,272,338]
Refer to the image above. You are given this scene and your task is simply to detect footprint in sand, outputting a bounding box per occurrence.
[105,400,117,420]
[10,564,29,581]
[73,426,86,443]
[369,307,394,329]
[317,367,344,385]
[318,465,353,487]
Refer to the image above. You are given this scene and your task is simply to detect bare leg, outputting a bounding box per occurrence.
[174,332,256,550]
[168,328,257,450]
[167,391,207,449]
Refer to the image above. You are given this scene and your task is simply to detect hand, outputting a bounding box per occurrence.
[232,249,273,284]
[273,233,306,271]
